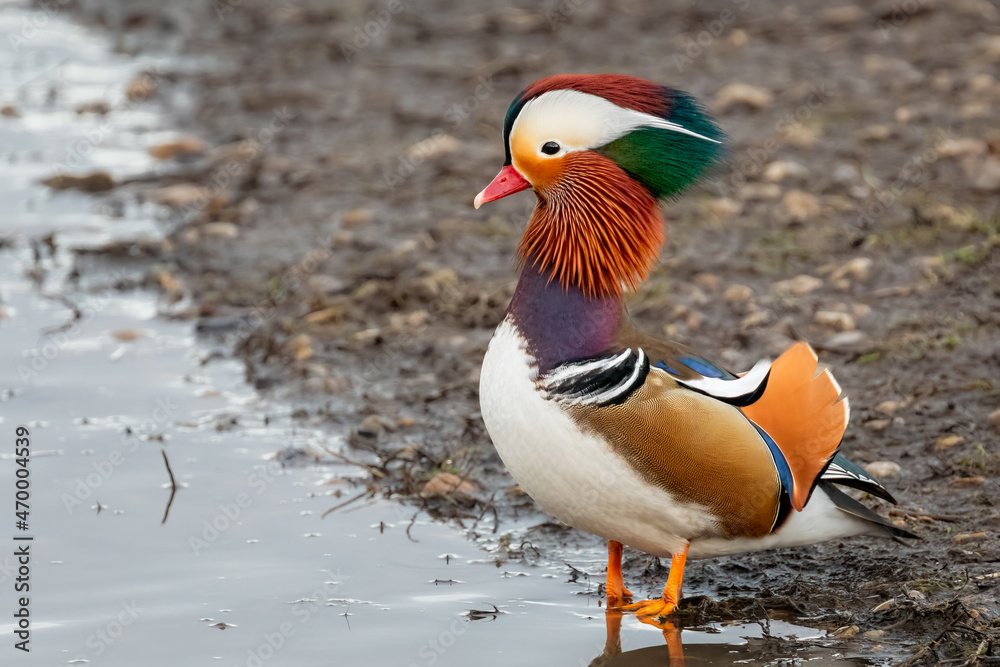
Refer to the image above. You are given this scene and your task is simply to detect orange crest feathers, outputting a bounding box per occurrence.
[741,342,849,512]
[518,152,664,297]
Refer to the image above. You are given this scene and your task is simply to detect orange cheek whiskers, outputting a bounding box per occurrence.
[518,153,663,297]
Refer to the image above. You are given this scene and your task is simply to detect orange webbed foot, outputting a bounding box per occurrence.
[623,541,689,626]
[622,596,678,623]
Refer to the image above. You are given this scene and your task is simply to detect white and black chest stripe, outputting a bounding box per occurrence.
[538,347,774,409]
[538,348,650,407]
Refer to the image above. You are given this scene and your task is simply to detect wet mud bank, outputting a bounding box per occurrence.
[41,0,1000,662]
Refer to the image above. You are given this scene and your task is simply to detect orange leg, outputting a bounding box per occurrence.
[661,620,686,667]
[623,540,689,623]
[602,610,623,659]
[601,607,686,666]
[605,540,633,608]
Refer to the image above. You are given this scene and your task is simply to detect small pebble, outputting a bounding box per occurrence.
[829,257,873,283]
[823,330,868,350]
[763,160,808,182]
[954,532,987,543]
[863,461,901,478]
[287,334,313,361]
[76,100,111,115]
[740,183,782,201]
[146,183,213,207]
[938,137,987,158]
[814,311,855,331]
[342,208,374,227]
[934,434,964,450]
[876,400,908,415]
[111,329,144,342]
[740,311,769,330]
[853,304,872,318]
[781,189,821,223]
[149,136,208,160]
[973,158,1000,191]
[42,171,115,193]
[988,408,1000,431]
[359,414,394,436]
[784,124,818,147]
[202,222,239,239]
[705,197,742,221]
[406,133,461,161]
[856,125,892,143]
[125,73,157,102]
[155,270,184,303]
[822,5,864,27]
[307,275,347,295]
[773,274,823,296]
[714,82,774,112]
[833,625,859,639]
[420,472,476,499]
[692,273,720,292]
[723,284,753,302]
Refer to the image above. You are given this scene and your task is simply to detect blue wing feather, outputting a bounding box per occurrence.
[677,355,733,379]
[749,421,795,500]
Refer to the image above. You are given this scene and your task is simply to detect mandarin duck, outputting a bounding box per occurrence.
[475,74,916,623]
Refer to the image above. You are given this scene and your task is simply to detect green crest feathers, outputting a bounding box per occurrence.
[597,91,724,200]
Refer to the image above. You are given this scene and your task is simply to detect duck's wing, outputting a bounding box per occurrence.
[616,319,849,513]
[538,346,787,539]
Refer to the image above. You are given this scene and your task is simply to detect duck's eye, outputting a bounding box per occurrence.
[541,141,560,155]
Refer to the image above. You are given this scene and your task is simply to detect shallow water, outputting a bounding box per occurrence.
[0,6,885,665]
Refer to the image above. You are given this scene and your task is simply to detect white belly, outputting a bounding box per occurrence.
[479,318,718,558]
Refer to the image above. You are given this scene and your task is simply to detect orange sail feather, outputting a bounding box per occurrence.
[741,342,848,512]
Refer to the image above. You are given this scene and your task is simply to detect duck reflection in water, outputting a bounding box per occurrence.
[589,612,686,667]
[586,610,870,667]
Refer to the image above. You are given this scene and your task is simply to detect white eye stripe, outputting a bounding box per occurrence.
[511,88,720,154]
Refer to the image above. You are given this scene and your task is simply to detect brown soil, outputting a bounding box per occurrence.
[62,0,1000,662]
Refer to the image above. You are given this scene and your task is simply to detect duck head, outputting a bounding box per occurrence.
[475,74,723,297]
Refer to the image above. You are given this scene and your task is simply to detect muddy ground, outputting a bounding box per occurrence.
[49,0,1000,662]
